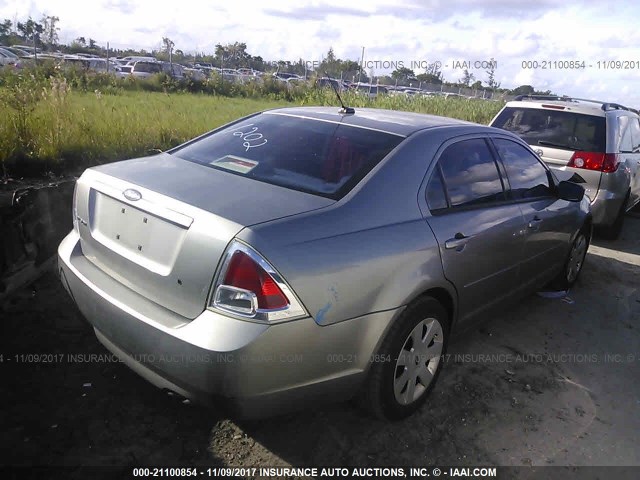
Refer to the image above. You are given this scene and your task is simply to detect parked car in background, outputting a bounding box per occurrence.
[273,71,302,81]
[62,56,111,74]
[236,68,262,77]
[160,62,185,80]
[120,55,157,63]
[490,95,640,239]
[115,65,132,78]
[352,83,389,98]
[129,60,162,79]
[12,44,41,52]
[0,46,30,58]
[58,106,591,421]
[183,67,206,81]
[315,77,347,92]
[0,47,19,65]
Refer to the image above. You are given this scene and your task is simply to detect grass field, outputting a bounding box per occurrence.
[0,78,504,178]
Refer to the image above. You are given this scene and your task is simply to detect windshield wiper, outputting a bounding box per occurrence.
[537,140,573,150]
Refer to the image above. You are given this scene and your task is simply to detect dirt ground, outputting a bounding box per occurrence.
[1,213,639,477]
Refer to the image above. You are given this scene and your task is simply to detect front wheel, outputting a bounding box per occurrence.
[359,296,449,420]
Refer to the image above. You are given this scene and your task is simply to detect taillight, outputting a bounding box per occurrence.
[210,241,307,322]
[602,153,621,173]
[568,152,620,173]
[222,251,288,309]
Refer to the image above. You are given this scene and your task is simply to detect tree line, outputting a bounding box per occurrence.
[1,15,551,95]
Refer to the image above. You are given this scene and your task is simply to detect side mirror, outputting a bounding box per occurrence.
[557,180,585,202]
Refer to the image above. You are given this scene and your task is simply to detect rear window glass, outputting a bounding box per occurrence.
[492,107,606,152]
[134,62,161,73]
[170,113,404,199]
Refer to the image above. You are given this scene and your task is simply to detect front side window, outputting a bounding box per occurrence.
[437,138,505,208]
[170,113,403,199]
[493,139,553,200]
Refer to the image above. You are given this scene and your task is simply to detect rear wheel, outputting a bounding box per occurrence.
[550,226,589,290]
[359,296,449,420]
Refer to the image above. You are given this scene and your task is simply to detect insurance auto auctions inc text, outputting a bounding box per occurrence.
[248,466,497,478]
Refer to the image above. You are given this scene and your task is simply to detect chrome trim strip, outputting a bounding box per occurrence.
[90,179,193,228]
[208,240,309,323]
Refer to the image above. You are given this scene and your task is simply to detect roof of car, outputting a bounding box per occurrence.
[504,100,609,117]
[263,106,477,136]
[504,96,639,117]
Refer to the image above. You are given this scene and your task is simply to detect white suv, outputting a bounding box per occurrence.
[490,95,640,239]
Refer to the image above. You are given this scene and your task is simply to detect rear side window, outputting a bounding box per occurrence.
[617,116,634,153]
[493,139,553,200]
[171,113,403,200]
[426,166,448,211]
[492,107,606,152]
[437,138,505,208]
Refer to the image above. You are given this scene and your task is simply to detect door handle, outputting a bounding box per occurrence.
[527,216,543,229]
[445,232,472,250]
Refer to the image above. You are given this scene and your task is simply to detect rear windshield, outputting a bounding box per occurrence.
[170,113,404,199]
[492,107,606,152]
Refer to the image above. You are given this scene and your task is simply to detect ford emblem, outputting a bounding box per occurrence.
[123,189,142,201]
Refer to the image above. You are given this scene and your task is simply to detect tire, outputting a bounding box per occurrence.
[359,296,449,420]
[600,193,628,241]
[549,226,589,291]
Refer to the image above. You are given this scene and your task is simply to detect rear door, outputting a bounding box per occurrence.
[490,137,576,287]
[424,137,527,325]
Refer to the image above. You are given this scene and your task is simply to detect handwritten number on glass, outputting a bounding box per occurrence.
[229,124,268,151]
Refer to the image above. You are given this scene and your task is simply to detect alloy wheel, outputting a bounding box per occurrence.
[393,318,444,405]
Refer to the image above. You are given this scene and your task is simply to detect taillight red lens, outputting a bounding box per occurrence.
[567,151,619,172]
[223,251,288,309]
[601,153,620,173]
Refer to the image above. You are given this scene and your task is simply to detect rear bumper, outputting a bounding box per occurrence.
[57,231,398,418]
[590,187,626,226]
[548,166,627,227]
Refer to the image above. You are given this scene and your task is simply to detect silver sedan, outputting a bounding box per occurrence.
[58,107,592,420]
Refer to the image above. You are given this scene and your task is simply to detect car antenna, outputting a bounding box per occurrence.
[324,71,354,114]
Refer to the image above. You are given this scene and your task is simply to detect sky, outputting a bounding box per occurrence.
[2,0,640,105]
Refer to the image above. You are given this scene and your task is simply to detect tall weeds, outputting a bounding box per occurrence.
[0,64,504,178]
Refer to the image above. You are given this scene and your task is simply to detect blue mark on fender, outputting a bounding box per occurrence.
[315,302,332,323]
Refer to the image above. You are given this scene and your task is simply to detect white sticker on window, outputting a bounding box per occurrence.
[210,156,259,174]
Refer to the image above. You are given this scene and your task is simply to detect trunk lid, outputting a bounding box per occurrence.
[74,154,334,318]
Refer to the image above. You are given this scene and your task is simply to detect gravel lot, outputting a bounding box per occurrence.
[1,213,639,478]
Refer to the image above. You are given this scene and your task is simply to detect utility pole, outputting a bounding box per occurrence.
[358,46,365,84]
[106,41,110,72]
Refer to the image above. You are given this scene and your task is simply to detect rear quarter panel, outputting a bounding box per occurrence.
[237,128,465,327]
